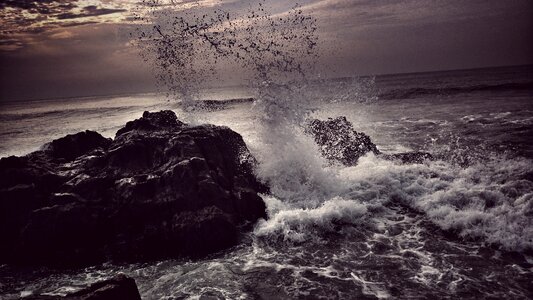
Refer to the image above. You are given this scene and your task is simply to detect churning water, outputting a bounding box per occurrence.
[1,0,532,298]
[1,65,532,299]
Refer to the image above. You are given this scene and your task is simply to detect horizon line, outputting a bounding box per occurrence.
[1,63,531,103]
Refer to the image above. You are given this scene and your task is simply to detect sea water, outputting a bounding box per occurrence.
[0,65,532,299]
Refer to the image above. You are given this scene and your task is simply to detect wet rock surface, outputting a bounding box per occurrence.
[0,110,267,267]
[22,274,142,300]
[306,116,433,165]
[306,116,380,166]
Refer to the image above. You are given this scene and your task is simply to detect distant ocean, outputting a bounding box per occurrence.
[1,65,532,299]
[1,65,532,159]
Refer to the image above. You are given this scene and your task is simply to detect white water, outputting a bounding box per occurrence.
[255,152,533,250]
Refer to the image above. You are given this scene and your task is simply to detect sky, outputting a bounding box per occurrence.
[0,0,532,102]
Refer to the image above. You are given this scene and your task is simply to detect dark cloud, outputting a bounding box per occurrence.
[0,0,76,33]
[0,0,75,14]
[56,6,126,20]
[0,0,129,35]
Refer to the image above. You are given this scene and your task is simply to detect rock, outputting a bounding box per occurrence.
[305,116,379,166]
[115,110,184,137]
[306,116,433,165]
[0,110,267,267]
[22,274,142,300]
[43,130,112,161]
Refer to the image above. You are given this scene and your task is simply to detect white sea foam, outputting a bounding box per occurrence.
[255,196,368,242]
[255,141,533,251]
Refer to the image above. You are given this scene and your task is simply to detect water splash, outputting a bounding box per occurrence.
[133,0,337,202]
[133,0,317,107]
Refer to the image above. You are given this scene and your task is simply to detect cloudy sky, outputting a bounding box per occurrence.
[1,0,532,101]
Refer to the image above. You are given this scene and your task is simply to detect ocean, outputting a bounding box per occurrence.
[1,65,532,299]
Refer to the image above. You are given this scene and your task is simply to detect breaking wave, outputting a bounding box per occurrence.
[248,71,533,253]
[254,143,533,252]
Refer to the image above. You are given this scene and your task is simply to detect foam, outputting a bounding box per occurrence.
[255,196,368,242]
[254,142,533,251]
[341,155,533,251]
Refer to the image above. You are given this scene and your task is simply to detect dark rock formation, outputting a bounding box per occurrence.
[306,116,433,165]
[115,110,185,137]
[0,110,267,267]
[42,130,112,161]
[22,274,142,300]
[305,116,380,166]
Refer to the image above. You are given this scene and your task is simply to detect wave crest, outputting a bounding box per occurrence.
[255,196,368,242]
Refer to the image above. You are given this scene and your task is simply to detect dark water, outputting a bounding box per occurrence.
[1,65,532,299]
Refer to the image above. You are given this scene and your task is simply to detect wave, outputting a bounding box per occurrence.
[254,152,533,252]
[255,196,369,242]
[379,81,533,100]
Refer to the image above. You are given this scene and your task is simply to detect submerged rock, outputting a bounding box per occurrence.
[0,110,267,267]
[306,116,433,165]
[23,274,142,300]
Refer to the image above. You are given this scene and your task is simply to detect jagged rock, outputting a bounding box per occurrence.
[0,110,267,267]
[115,110,185,137]
[22,274,142,300]
[305,116,380,165]
[306,116,433,165]
[43,130,112,161]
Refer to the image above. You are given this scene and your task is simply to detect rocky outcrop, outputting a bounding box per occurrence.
[42,130,112,161]
[305,116,380,166]
[0,111,267,267]
[23,274,142,300]
[306,116,433,165]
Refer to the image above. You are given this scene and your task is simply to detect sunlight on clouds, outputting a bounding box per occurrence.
[49,30,76,39]
[0,0,531,101]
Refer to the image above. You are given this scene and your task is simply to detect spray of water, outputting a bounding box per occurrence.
[133,0,336,201]
[133,1,317,102]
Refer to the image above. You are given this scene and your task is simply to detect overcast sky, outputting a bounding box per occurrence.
[1,0,532,101]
